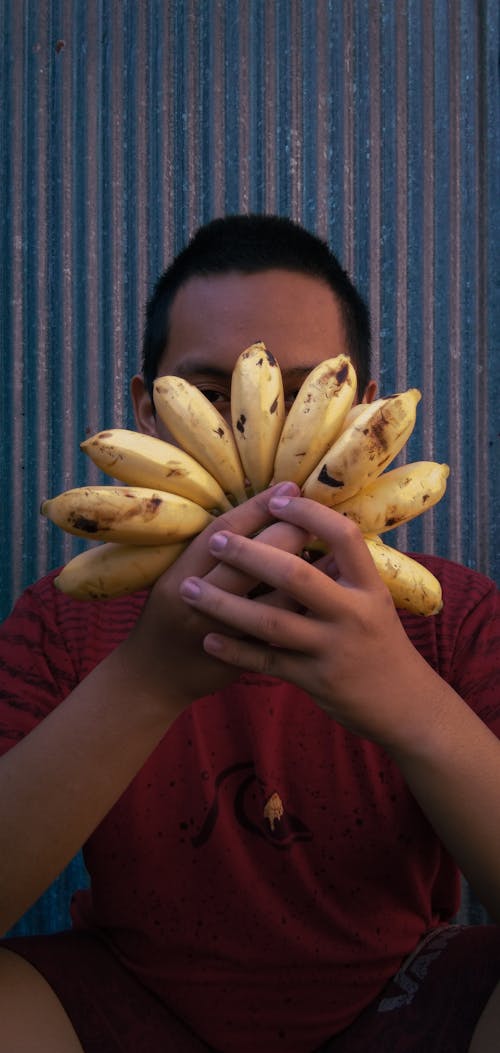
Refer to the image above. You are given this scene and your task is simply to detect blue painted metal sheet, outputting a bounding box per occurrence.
[1,1,499,623]
[1,0,498,938]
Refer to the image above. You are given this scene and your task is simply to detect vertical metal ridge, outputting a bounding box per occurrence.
[186,0,199,232]
[326,0,344,258]
[80,1,103,461]
[342,0,355,274]
[29,5,50,575]
[263,0,277,214]
[315,0,330,240]
[156,2,175,271]
[471,0,490,574]
[289,0,303,221]
[211,0,226,218]
[3,1,25,607]
[395,0,408,395]
[126,1,149,395]
[420,0,436,557]
[447,3,463,567]
[238,0,250,211]
[99,2,124,436]
[392,0,409,555]
[368,0,381,385]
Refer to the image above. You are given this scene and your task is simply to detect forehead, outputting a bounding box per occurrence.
[159,269,348,376]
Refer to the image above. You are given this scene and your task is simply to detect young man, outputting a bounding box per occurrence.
[0,215,499,1053]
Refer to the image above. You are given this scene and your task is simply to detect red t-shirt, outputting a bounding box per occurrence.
[0,555,499,1052]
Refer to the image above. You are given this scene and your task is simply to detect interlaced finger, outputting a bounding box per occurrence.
[203,519,309,598]
[181,576,320,653]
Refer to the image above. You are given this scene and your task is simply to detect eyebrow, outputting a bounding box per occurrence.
[174,362,229,379]
[173,359,314,382]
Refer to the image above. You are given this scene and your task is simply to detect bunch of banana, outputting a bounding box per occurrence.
[41,343,449,616]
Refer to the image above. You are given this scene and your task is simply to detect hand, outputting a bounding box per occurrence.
[117,482,307,717]
[179,491,440,747]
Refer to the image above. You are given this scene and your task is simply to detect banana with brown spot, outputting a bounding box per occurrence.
[231,342,285,493]
[154,375,247,504]
[334,461,450,535]
[41,486,213,544]
[364,535,443,616]
[272,354,357,487]
[302,388,421,507]
[55,540,187,600]
[81,428,231,513]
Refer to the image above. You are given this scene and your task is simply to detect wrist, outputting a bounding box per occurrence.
[96,637,188,730]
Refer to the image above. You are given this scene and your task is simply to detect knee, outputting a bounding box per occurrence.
[469,978,500,1053]
[0,947,84,1052]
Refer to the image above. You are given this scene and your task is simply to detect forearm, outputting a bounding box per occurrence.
[0,643,176,935]
[386,673,500,922]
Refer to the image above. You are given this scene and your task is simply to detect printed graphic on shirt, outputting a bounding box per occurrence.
[263,791,284,831]
[191,761,312,850]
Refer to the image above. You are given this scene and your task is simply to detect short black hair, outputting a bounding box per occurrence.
[142,214,371,397]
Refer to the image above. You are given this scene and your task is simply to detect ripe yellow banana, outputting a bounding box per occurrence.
[41,486,213,544]
[81,429,231,513]
[230,342,285,492]
[302,389,421,507]
[55,541,187,600]
[364,535,443,616]
[272,354,357,486]
[338,399,384,434]
[334,461,450,535]
[153,376,247,504]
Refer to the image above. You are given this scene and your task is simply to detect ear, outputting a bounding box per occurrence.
[361,379,378,404]
[130,374,159,436]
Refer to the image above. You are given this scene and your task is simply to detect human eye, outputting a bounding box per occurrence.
[195,383,231,407]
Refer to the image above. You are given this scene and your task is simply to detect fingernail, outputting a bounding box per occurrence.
[180,578,201,599]
[274,481,299,496]
[269,494,291,510]
[209,532,229,553]
[204,633,223,653]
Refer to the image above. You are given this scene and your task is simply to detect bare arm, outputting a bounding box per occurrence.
[0,483,301,934]
[179,491,500,921]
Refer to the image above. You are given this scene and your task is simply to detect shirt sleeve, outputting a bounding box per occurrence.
[0,574,79,753]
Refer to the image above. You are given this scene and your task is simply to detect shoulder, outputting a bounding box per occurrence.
[400,552,497,641]
[2,569,147,669]
[11,568,147,621]
[399,553,499,720]
[408,553,497,604]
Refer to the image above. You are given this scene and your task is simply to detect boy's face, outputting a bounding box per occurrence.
[132,269,376,440]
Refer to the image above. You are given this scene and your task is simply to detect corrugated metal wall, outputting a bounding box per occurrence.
[1,1,499,624]
[1,0,498,936]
